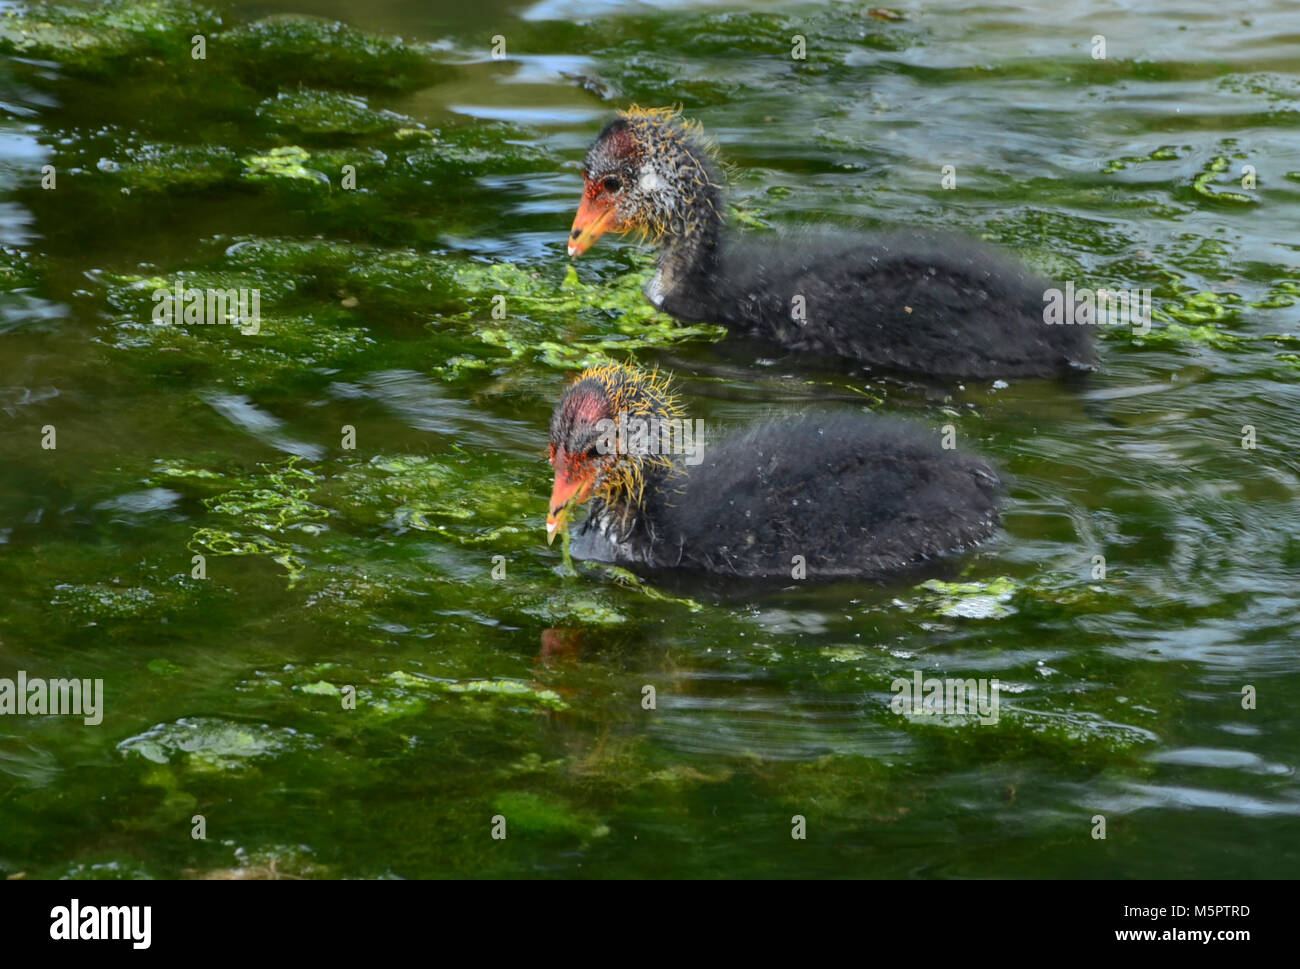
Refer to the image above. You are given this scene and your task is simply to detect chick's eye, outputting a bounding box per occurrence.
[602,175,623,194]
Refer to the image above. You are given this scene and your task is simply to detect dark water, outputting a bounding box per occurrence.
[0,0,1298,878]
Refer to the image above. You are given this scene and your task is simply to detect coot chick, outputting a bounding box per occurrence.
[568,108,1093,381]
[546,362,1000,579]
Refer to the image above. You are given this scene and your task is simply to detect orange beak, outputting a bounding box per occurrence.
[547,465,594,544]
[568,194,618,258]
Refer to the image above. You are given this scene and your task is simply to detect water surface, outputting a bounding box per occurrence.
[1,0,1298,878]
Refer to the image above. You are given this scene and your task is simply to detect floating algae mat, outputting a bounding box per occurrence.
[0,0,1298,886]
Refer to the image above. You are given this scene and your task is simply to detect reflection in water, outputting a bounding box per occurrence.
[538,627,584,666]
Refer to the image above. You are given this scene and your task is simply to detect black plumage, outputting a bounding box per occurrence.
[659,231,1093,380]
[548,366,1000,579]
[568,109,1093,380]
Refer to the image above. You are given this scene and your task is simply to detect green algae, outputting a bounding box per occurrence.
[0,246,42,291]
[499,752,570,779]
[819,646,871,663]
[527,594,628,627]
[490,791,609,840]
[153,450,659,630]
[103,266,300,312]
[356,694,427,724]
[241,145,332,187]
[0,0,214,74]
[893,572,1118,625]
[271,669,568,724]
[440,262,725,375]
[403,123,553,178]
[444,679,569,711]
[99,236,716,394]
[330,454,534,549]
[95,139,387,196]
[255,89,415,136]
[201,460,326,532]
[218,16,451,93]
[1101,145,1183,175]
[1159,289,1239,324]
[1190,154,1255,204]
[583,564,705,612]
[1250,280,1300,310]
[117,144,242,193]
[102,262,376,391]
[898,702,1159,766]
[93,222,715,397]
[643,763,735,790]
[1141,322,1249,351]
[505,6,913,107]
[383,670,568,713]
[50,582,162,620]
[1217,72,1300,100]
[385,670,435,690]
[129,764,199,825]
[916,577,1019,620]
[4,0,1299,883]
[119,716,303,771]
[149,461,229,483]
[298,680,341,696]
[758,754,905,822]
[1114,288,1253,351]
[217,237,456,312]
[183,459,329,586]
